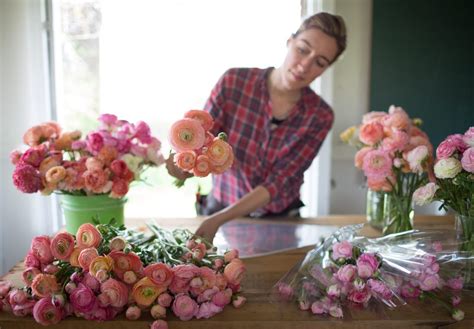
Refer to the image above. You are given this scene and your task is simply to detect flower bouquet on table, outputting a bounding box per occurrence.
[169,109,234,187]
[273,224,472,321]
[10,114,165,231]
[0,222,247,327]
[413,126,474,288]
[340,105,434,234]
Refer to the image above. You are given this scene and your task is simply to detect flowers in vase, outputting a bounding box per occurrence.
[340,105,434,233]
[0,222,247,326]
[169,110,234,178]
[413,127,474,216]
[10,114,165,199]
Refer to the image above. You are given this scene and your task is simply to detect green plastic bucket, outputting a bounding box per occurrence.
[60,194,126,234]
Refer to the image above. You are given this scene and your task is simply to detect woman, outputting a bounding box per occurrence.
[167,12,347,242]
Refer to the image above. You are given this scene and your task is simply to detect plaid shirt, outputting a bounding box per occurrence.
[205,67,334,215]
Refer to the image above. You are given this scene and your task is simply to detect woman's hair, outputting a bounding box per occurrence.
[295,12,347,62]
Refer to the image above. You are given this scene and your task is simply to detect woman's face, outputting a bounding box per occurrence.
[281,28,339,90]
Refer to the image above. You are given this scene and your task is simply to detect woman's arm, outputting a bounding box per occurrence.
[195,185,271,242]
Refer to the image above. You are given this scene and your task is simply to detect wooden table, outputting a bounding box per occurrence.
[1,215,473,329]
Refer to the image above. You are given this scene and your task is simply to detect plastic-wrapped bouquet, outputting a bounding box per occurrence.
[10,114,165,198]
[273,225,472,321]
[0,222,246,327]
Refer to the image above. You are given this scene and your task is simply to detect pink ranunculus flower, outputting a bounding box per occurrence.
[11,299,36,317]
[224,258,246,286]
[100,278,129,308]
[232,295,247,308]
[32,297,63,325]
[172,293,199,321]
[50,232,75,261]
[418,274,440,291]
[24,252,40,269]
[82,271,100,292]
[134,121,152,144]
[348,287,371,304]
[383,105,411,131]
[69,283,97,313]
[463,127,474,147]
[150,319,169,329]
[436,139,457,159]
[196,301,223,319]
[184,109,214,131]
[446,133,468,153]
[144,263,174,288]
[126,305,142,320]
[212,288,232,307]
[22,267,41,286]
[310,301,327,314]
[20,146,47,168]
[331,241,353,260]
[461,147,474,173]
[98,113,118,126]
[362,149,393,179]
[382,129,410,153]
[446,277,464,290]
[169,118,206,152]
[413,182,439,206]
[356,253,379,279]
[12,164,43,193]
[359,122,384,146]
[169,264,200,294]
[78,248,99,272]
[86,132,105,154]
[406,145,429,173]
[158,292,174,307]
[367,279,392,299]
[76,223,103,249]
[109,250,143,280]
[335,265,357,283]
[83,169,110,194]
[362,111,386,124]
[434,158,462,179]
[354,147,371,169]
[30,236,53,265]
[191,267,217,296]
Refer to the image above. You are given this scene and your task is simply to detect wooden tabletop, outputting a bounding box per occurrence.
[1,214,473,329]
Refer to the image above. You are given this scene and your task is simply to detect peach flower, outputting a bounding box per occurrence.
[174,151,197,171]
[69,247,82,267]
[169,118,205,152]
[22,267,41,286]
[31,274,59,298]
[89,255,114,278]
[224,258,246,286]
[54,130,81,150]
[359,122,384,146]
[132,277,166,307]
[45,166,66,184]
[109,251,143,280]
[382,105,411,131]
[76,223,103,249]
[184,109,214,131]
[193,154,212,177]
[100,278,129,308]
[205,138,233,166]
[144,263,174,288]
[354,147,371,170]
[78,247,99,271]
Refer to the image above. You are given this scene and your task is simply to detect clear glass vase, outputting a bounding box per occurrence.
[455,213,474,289]
[366,189,385,230]
[382,193,414,235]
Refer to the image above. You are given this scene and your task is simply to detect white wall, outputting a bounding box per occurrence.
[0,0,56,275]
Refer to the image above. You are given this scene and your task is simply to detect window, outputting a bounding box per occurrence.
[51,0,302,218]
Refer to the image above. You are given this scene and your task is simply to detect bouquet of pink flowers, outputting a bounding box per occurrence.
[169,110,234,179]
[413,127,473,217]
[10,114,165,199]
[0,222,246,327]
[273,224,471,321]
[340,105,434,234]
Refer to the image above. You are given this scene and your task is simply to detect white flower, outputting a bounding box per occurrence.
[406,145,429,173]
[121,154,144,179]
[413,183,439,206]
[434,158,462,179]
[452,309,464,321]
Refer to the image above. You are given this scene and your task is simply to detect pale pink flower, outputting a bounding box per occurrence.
[24,252,40,269]
[451,295,461,306]
[8,289,27,307]
[212,288,232,307]
[172,293,199,321]
[461,147,474,173]
[70,283,97,313]
[78,248,99,272]
[463,127,474,147]
[169,264,200,294]
[123,270,138,285]
[329,305,344,318]
[419,274,440,291]
[310,301,326,314]
[332,241,353,260]
[98,113,118,126]
[446,134,468,153]
[196,302,223,319]
[436,139,457,159]
[299,300,310,311]
[413,182,439,206]
[434,158,462,179]
[213,258,224,270]
[406,145,429,173]
[348,287,371,304]
[362,111,386,124]
[277,282,294,301]
[327,284,341,299]
[83,169,110,193]
[157,292,173,307]
[383,105,411,130]
[232,295,247,308]
[30,236,53,265]
[197,287,219,303]
[150,319,169,329]
[169,118,206,152]
[150,304,167,319]
[367,279,392,299]
[10,150,22,165]
[359,122,384,146]
[76,223,103,249]
[109,236,127,251]
[126,305,142,320]
[382,129,409,152]
[11,299,36,317]
[22,267,41,286]
[446,277,464,290]
[134,121,152,143]
[335,265,357,283]
[356,253,379,279]
[100,278,129,308]
[354,147,371,169]
[32,297,63,325]
[362,149,393,179]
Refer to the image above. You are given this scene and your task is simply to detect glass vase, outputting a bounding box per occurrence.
[366,189,385,230]
[455,213,474,289]
[382,193,414,235]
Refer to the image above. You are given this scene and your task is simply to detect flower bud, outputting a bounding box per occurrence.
[150,304,167,319]
[126,305,141,320]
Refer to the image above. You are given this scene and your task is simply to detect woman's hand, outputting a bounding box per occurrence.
[165,153,193,181]
[195,216,222,243]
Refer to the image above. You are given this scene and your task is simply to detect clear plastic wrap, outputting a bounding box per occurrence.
[273,224,473,321]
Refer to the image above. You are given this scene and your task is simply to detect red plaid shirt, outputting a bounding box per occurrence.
[205,67,334,215]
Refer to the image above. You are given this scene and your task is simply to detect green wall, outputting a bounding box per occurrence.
[370,0,474,147]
